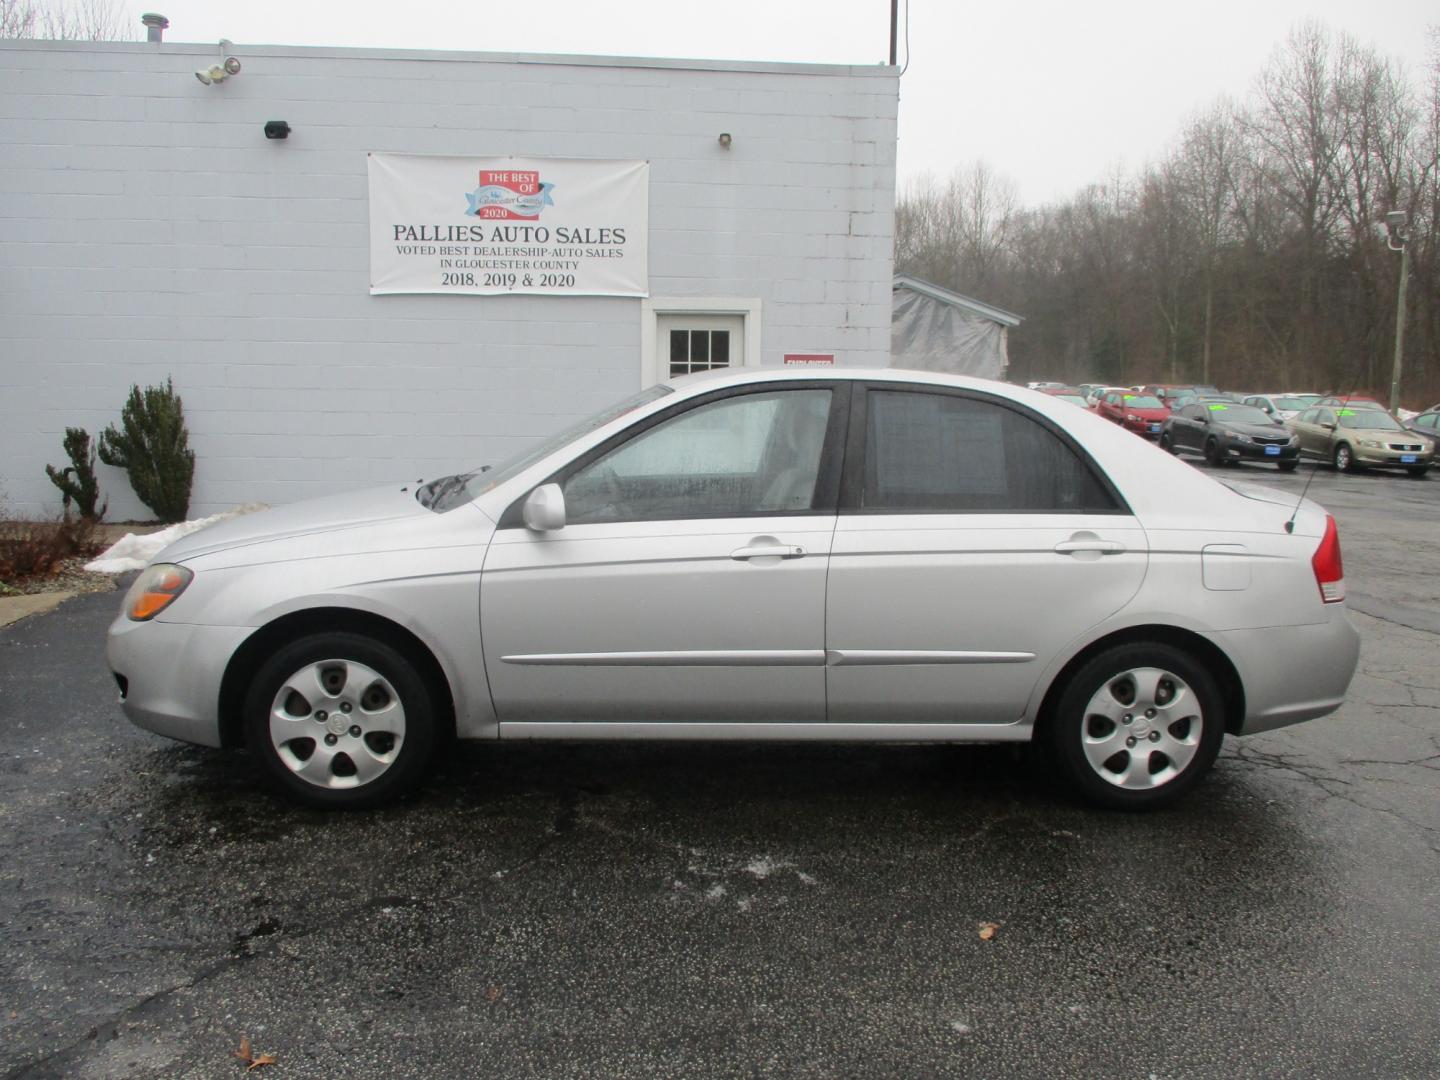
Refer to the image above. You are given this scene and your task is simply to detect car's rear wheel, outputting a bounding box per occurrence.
[244,632,438,808]
[1045,643,1225,810]
[1333,444,1354,472]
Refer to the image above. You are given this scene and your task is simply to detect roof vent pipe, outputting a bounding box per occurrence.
[141,13,169,42]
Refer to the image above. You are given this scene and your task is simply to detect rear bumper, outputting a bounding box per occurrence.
[1209,613,1361,735]
[106,614,251,748]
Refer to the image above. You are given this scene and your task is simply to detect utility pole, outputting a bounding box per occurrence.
[1385,210,1411,415]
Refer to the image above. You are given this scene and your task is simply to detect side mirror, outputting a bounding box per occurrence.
[522,483,566,531]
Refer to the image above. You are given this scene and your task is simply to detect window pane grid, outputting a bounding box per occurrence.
[669,329,732,378]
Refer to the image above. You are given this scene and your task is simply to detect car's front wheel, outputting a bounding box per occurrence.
[1277,461,1298,472]
[1045,643,1225,810]
[1333,443,1355,472]
[244,632,439,808]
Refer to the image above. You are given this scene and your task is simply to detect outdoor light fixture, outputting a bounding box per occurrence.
[263,120,291,140]
[195,41,241,85]
[195,57,240,84]
[718,132,732,148]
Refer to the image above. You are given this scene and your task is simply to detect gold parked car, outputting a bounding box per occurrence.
[1285,405,1434,477]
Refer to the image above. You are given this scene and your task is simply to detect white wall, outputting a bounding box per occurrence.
[0,40,897,518]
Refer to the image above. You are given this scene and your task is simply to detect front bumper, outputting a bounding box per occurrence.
[106,614,252,748]
[1219,439,1299,464]
[1353,445,1433,470]
[1211,612,1361,735]
[1122,419,1165,439]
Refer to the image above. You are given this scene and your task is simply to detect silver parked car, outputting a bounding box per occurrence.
[107,369,1360,811]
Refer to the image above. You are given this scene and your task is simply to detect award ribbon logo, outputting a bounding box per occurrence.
[464,170,556,220]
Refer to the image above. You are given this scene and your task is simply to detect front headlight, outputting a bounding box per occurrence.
[1126,414,1139,422]
[124,563,193,621]
[1229,432,1253,444]
[1287,434,1299,445]
[1357,439,1382,449]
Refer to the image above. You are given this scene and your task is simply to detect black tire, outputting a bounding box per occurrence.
[1204,438,1223,468]
[1277,461,1298,473]
[1159,433,1176,454]
[1406,466,1428,479]
[1333,443,1354,472]
[1044,642,1226,811]
[244,631,439,809]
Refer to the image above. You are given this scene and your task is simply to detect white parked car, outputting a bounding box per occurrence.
[1242,393,1322,422]
[108,369,1359,811]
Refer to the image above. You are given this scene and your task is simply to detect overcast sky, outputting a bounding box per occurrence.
[134,0,1435,206]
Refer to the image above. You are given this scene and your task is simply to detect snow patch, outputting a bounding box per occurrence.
[84,503,268,573]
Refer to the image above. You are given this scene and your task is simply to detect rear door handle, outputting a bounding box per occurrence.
[1054,539,1126,555]
[730,544,806,561]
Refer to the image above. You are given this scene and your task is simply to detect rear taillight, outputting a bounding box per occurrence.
[1311,514,1344,603]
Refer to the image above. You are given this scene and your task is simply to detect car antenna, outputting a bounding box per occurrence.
[1284,367,1371,534]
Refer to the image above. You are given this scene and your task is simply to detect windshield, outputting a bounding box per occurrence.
[1056,394,1088,406]
[1273,396,1315,411]
[1207,404,1275,424]
[419,385,673,512]
[1336,409,1402,431]
[1121,395,1163,409]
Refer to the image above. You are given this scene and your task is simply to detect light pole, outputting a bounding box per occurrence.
[1385,209,1411,415]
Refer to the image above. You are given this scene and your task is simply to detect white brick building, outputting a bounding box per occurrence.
[0,38,897,518]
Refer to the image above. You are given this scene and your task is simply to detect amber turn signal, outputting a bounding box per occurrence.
[125,563,193,621]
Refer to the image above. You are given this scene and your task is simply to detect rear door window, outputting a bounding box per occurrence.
[853,388,1121,514]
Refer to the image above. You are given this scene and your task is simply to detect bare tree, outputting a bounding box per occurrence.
[893,19,1439,401]
[1,0,132,40]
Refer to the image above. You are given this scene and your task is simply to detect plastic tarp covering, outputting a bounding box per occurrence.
[891,288,1008,378]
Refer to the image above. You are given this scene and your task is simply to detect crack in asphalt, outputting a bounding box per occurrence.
[1229,743,1440,853]
[1347,592,1440,636]
[2,893,419,1080]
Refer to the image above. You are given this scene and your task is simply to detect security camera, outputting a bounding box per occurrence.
[1385,210,1407,229]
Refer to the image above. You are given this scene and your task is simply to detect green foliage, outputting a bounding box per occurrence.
[98,378,195,523]
[44,427,107,520]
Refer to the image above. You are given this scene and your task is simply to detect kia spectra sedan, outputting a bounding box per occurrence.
[107,369,1360,811]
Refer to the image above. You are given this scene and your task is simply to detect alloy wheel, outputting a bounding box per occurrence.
[267,658,406,790]
[1078,666,1203,791]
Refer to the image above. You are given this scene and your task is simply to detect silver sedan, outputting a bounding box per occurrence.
[107,369,1359,811]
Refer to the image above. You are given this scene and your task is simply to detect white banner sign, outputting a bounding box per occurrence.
[368,154,649,297]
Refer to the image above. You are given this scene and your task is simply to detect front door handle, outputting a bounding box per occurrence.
[730,544,806,561]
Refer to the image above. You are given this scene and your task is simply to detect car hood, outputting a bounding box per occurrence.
[1341,426,1426,440]
[1220,422,1290,438]
[157,484,431,564]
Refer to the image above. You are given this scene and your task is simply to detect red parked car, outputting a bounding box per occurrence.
[1098,390,1169,439]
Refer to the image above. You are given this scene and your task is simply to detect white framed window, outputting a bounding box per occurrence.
[640,297,762,387]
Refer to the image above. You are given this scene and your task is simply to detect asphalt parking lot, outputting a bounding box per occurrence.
[2,462,1438,1079]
